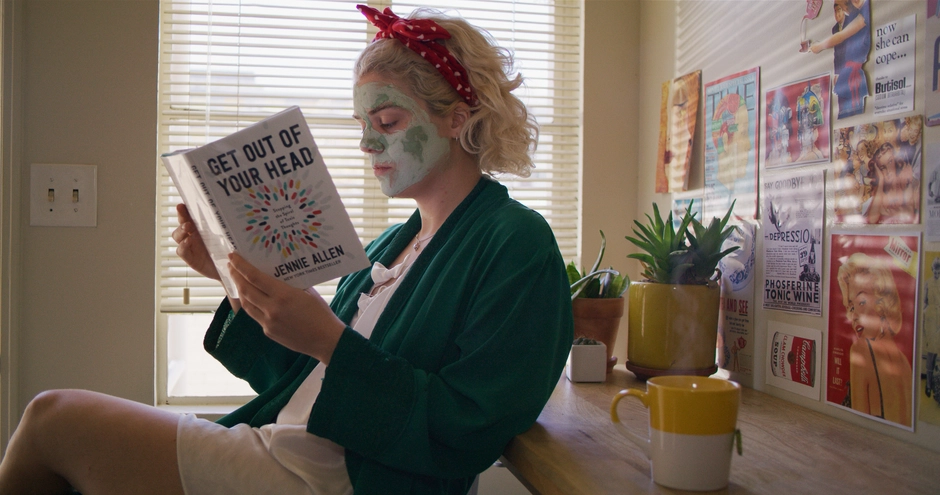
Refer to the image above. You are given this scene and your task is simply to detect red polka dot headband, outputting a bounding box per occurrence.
[357,4,478,106]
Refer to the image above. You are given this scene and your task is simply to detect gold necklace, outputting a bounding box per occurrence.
[413,232,435,251]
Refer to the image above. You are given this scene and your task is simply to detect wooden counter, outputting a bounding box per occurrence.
[502,368,938,494]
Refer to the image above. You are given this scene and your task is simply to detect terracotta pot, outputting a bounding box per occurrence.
[572,297,624,373]
[626,282,719,380]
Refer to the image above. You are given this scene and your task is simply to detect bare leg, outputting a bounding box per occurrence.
[0,389,184,495]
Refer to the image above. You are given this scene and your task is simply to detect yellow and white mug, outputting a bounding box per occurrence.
[610,376,742,491]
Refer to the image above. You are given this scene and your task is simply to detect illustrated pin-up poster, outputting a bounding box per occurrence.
[807,0,871,119]
[762,170,824,316]
[872,14,915,117]
[764,74,831,169]
[717,221,757,384]
[832,115,923,225]
[927,0,940,126]
[827,232,918,430]
[704,68,760,220]
[655,71,701,193]
[920,251,940,426]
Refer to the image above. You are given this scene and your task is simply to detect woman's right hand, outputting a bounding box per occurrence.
[171,203,221,281]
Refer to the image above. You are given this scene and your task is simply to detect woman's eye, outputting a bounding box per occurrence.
[379,120,398,130]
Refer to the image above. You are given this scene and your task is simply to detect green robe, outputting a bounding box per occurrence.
[204,177,573,494]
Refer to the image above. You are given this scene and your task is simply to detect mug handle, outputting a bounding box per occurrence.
[610,389,651,458]
[733,428,743,456]
[610,388,650,423]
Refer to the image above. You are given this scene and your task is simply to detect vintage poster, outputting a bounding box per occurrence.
[927,142,940,241]
[766,321,822,400]
[762,170,824,316]
[808,0,871,119]
[798,0,824,53]
[671,194,702,230]
[764,74,831,169]
[717,221,757,384]
[920,251,940,426]
[655,71,701,193]
[832,115,923,225]
[872,14,915,116]
[704,67,760,221]
[927,1,940,126]
[826,232,918,430]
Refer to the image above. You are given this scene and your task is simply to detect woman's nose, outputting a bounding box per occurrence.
[360,135,384,154]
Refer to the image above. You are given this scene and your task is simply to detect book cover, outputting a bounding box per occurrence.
[162,106,369,298]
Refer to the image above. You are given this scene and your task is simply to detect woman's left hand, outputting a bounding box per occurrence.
[227,252,346,364]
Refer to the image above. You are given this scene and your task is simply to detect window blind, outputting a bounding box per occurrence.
[157,0,581,312]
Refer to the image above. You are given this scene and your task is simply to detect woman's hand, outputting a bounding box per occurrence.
[171,204,221,281]
[227,253,346,364]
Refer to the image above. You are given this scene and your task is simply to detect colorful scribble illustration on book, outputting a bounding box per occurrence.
[240,179,326,257]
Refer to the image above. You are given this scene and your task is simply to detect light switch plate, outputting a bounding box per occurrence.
[30,164,97,227]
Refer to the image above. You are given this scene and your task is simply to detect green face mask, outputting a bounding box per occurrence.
[354,82,451,197]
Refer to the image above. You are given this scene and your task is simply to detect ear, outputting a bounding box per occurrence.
[446,102,472,138]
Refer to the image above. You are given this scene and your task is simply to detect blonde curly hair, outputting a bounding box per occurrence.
[354,8,538,177]
[837,252,903,336]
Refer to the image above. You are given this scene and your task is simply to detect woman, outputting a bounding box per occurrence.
[864,142,919,224]
[837,253,913,427]
[0,6,573,495]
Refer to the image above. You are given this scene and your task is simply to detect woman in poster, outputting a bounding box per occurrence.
[810,0,870,118]
[865,141,919,224]
[837,253,913,427]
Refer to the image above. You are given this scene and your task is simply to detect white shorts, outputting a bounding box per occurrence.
[176,414,352,495]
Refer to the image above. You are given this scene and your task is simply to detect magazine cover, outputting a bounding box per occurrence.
[762,170,824,316]
[655,70,701,193]
[921,251,940,426]
[764,74,831,169]
[162,106,369,298]
[826,232,918,430]
[704,67,760,220]
[832,115,923,225]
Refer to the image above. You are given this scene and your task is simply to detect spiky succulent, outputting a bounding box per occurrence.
[568,230,630,300]
[625,200,739,285]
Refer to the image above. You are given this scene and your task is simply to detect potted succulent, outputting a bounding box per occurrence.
[567,231,630,373]
[566,337,607,383]
[624,201,739,380]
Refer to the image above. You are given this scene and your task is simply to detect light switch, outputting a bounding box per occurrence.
[30,164,97,227]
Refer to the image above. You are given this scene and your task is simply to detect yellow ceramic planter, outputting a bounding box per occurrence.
[626,282,720,377]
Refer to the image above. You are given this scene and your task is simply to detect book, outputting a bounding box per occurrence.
[162,106,369,298]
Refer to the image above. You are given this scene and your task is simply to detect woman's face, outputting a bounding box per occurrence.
[353,74,451,197]
[846,271,882,340]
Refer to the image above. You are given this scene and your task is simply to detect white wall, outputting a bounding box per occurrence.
[12,0,159,419]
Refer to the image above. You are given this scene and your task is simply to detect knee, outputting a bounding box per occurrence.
[19,390,83,434]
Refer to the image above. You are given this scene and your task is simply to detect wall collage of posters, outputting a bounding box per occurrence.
[654,0,938,431]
